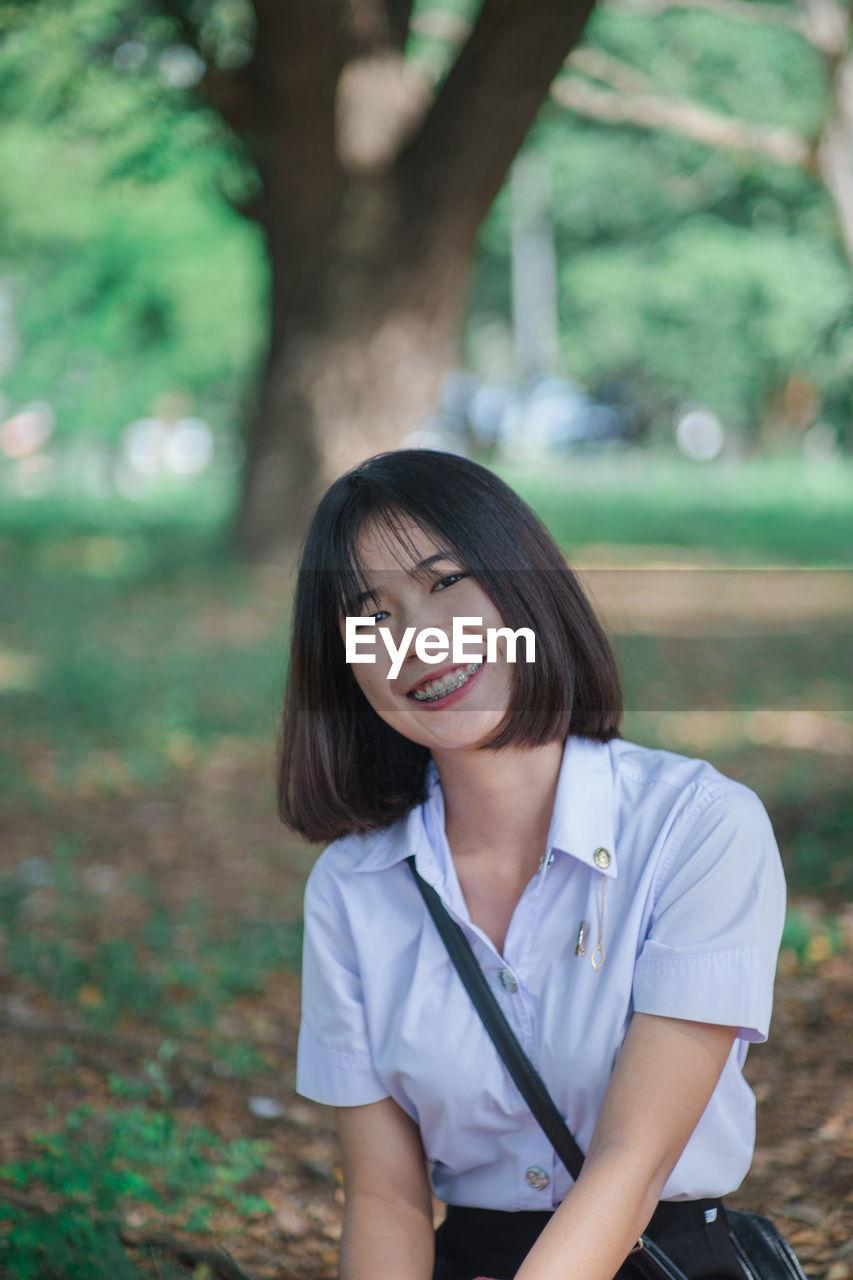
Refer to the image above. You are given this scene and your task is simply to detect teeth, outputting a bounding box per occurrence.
[412,662,483,702]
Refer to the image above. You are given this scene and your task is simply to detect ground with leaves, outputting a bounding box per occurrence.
[0,745,852,1280]
[0,472,851,1279]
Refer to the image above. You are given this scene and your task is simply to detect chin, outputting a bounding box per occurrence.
[420,714,506,753]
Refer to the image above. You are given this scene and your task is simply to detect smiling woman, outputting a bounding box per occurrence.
[279,450,621,839]
[277,450,786,1280]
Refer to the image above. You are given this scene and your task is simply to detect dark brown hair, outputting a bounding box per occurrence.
[278,450,621,841]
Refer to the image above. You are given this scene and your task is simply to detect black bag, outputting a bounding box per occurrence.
[409,857,808,1280]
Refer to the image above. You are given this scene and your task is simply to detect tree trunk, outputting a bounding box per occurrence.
[816,6,853,268]
[235,261,467,554]
[235,136,476,553]
[226,0,598,557]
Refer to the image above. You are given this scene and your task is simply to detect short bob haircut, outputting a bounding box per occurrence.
[278,450,621,842]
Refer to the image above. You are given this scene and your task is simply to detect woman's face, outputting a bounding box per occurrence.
[339,516,515,758]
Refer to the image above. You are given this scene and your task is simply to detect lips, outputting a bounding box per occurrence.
[407,663,461,695]
[407,661,484,703]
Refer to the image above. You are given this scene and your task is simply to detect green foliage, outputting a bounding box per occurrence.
[781,907,842,967]
[0,480,233,561]
[407,0,481,81]
[0,1212,145,1280]
[558,221,848,430]
[2,0,851,453]
[0,0,265,441]
[588,6,827,136]
[0,1102,270,1278]
[471,4,853,440]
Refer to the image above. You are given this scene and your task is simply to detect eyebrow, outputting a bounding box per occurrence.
[351,549,457,609]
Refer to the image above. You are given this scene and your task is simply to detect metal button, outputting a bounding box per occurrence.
[538,851,554,872]
[499,968,518,993]
[593,847,612,870]
[525,1165,549,1190]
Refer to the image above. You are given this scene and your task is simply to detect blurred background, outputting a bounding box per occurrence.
[0,1,851,1277]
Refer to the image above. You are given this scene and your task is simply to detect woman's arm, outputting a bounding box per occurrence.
[515,1013,738,1280]
[336,1096,435,1280]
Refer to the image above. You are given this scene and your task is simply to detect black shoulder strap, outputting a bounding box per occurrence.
[407,855,585,1179]
[407,856,690,1280]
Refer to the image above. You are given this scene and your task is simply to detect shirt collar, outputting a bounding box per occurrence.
[348,794,435,874]
[349,736,618,879]
[546,736,618,879]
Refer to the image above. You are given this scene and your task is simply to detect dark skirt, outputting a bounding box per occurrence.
[433,1198,748,1280]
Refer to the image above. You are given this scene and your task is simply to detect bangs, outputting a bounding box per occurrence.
[332,502,460,619]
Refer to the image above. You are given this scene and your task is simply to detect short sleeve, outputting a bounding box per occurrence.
[296,858,389,1106]
[632,786,786,1042]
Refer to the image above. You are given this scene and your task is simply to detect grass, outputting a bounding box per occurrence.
[0,819,299,1276]
[0,542,288,800]
[0,1099,273,1279]
[1,452,851,565]
[499,453,853,565]
[0,836,302,1035]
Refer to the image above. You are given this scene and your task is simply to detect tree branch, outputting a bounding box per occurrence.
[815,0,853,264]
[606,0,850,55]
[409,10,472,41]
[395,0,598,264]
[409,0,849,55]
[234,0,351,306]
[551,70,814,169]
[609,0,801,28]
[201,64,260,139]
[383,0,416,48]
[807,0,853,59]
[568,46,658,95]
[345,0,414,52]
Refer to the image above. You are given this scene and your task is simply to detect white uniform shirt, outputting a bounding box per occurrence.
[296,736,786,1208]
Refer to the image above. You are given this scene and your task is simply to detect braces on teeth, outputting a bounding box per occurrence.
[411,662,483,702]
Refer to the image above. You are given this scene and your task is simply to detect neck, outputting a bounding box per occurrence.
[431,738,565,864]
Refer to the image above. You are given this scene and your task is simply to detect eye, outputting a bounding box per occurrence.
[356,598,387,622]
[433,571,467,592]
[356,591,387,622]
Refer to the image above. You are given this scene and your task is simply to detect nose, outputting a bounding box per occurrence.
[391,595,456,672]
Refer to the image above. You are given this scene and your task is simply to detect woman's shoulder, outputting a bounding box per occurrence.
[603,737,780,900]
[304,809,416,901]
[601,736,778,867]
[607,735,763,808]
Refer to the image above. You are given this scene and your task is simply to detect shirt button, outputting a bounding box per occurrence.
[499,968,518,993]
[525,1165,549,1190]
[593,847,612,870]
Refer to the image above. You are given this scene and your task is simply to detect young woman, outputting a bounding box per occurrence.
[280,449,785,1280]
